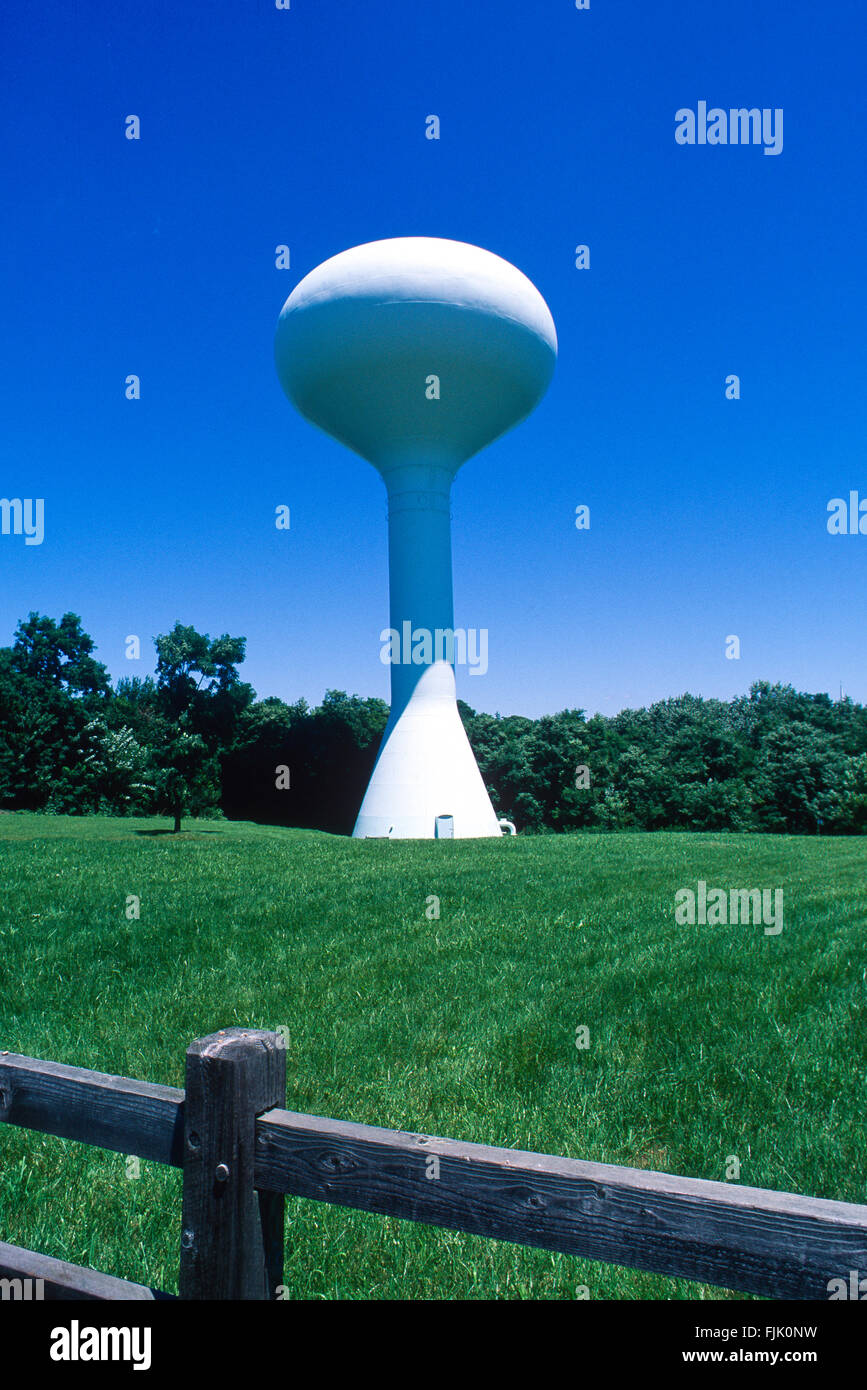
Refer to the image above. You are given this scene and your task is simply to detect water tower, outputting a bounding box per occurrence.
[274,236,557,838]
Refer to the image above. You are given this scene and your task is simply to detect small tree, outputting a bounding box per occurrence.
[154,622,252,832]
[154,723,218,834]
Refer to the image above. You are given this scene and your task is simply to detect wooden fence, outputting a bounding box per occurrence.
[1,1027,865,1300]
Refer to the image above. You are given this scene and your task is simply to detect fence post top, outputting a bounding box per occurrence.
[185,1028,283,1061]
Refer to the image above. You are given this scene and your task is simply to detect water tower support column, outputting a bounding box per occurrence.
[385,463,455,718]
[352,463,502,839]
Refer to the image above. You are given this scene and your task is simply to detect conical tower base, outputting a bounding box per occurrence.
[353,662,503,839]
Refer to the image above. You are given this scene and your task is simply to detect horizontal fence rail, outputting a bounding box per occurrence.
[0,1241,172,1301]
[255,1110,867,1300]
[0,1051,184,1166]
[2,1033,866,1300]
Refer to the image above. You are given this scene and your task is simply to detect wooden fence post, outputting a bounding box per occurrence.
[179,1028,286,1299]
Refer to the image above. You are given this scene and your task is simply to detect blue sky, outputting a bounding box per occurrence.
[1,0,864,719]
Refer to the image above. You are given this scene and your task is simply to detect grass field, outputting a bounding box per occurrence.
[1,812,865,1300]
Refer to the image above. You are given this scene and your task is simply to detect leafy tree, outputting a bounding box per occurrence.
[12,612,110,698]
[222,690,389,834]
[110,676,162,746]
[752,721,847,834]
[155,725,220,834]
[79,721,156,815]
[0,614,111,809]
[153,623,253,831]
[838,753,867,833]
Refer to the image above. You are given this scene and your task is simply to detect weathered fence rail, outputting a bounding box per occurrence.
[1,1027,865,1300]
[0,1241,165,1300]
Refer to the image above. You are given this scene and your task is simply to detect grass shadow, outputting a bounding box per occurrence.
[134,827,224,837]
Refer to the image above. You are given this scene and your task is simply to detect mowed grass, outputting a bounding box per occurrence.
[0,813,865,1300]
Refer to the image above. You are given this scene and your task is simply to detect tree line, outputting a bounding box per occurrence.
[1,611,865,835]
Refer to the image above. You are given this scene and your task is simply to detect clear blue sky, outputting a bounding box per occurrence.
[2,0,864,719]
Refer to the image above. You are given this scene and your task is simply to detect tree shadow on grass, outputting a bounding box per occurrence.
[135,827,223,837]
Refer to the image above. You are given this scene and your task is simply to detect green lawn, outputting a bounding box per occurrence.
[1,813,865,1299]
